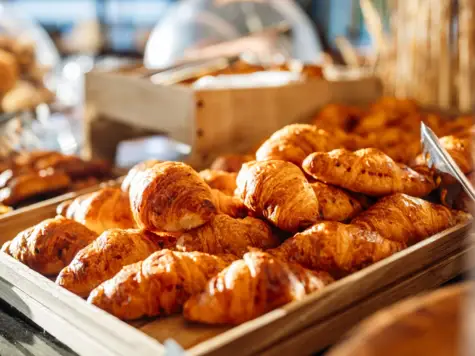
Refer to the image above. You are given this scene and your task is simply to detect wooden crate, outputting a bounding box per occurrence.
[0,198,472,356]
[84,72,382,170]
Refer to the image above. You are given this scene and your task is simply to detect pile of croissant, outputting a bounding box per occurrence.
[0,34,54,113]
[1,97,473,326]
[0,150,111,210]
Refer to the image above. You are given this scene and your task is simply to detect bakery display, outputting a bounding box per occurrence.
[0,97,472,332]
[0,150,112,211]
[0,35,54,113]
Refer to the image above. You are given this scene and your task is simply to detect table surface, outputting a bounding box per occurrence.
[0,276,466,356]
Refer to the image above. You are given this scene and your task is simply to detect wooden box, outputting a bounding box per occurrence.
[84,71,382,169]
[0,197,472,356]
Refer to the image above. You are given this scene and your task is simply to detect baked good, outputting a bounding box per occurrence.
[2,216,97,275]
[88,250,236,320]
[236,160,319,232]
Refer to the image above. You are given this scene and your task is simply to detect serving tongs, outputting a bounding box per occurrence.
[420,122,475,202]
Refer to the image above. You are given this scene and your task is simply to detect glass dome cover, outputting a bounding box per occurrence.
[145,0,322,68]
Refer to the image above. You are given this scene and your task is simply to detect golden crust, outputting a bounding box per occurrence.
[210,189,247,218]
[0,170,71,206]
[183,251,333,325]
[351,194,466,245]
[59,187,136,235]
[255,124,338,166]
[129,161,216,232]
[237,160,319,232]
[303,148,437,197]
[120,159,162,193]
[311,182,364,221]
[1,216,98,275]
[199,169,237,196]
[88,250,236,320]
[56,229,166,297]
[269,222,405,278]
[175,214,279,257]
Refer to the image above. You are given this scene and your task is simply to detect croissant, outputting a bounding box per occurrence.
[1,216,98,275]
[303,148,437,197]
[236,160,319,232]
[255,124,338,166]
[312,103,364,132]
[175,214,279,257]
[351,194,467,245]
[199,169,237,196]
[129,161,216,232]
[210,189,247,218]
[56,187,136,235]
[210,154,254,173]
[414,135,473,175]
[0,170,71,206]
[269,222,405,277]
[120,159,162,193]
[88,250,236,320]
[33,154,111,179]
[183,251,333,325]
[311,182,364,221]
[56,229,167,297]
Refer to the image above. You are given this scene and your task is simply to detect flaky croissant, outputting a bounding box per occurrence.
[88,250,236,320]
[210,189,247,218]
[255,124,338,166]
[1,216,98,275]
[237,160,319,232]
[129,161,216,232]
[351,194,467,245]
[269,222,405,277]
[199,169,237,196]
[183,251,333,325]
[0,170,71,206]
[311,182,364,221]
[303,148,437,197]
[56,187,136,235]
[120,159,162,193]
[175,214,279,257]
[56,229,166,297]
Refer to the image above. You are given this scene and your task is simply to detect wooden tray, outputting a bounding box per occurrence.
[327,282,475,356]
[0,198,472,356]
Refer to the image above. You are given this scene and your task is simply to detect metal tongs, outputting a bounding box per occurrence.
[420,122,475,202]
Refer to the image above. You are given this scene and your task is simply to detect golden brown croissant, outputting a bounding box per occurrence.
[120,159,162,193]
[56,187,136,235]
[199,169,237,196]
[0,170,71,206]
[269,222,405,277]
[255,124,338,166]
[0,49,18,95]
[1,216,98,275]
[312,103,364,132]
[129,161,216,232]
[175,214,279,257]
[56,229,167,297]
[311,182,364,221]
[183,251,333,325]
[414,135,473,175]
[33,154,111,179]
[88,250,236,320]
[210,189,247,218]
[351,194,467,245]
[236,160,319,232]
[210,154,254,173]
[303,148,437,197]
